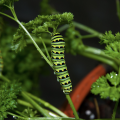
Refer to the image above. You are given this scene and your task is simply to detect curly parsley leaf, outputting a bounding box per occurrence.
[0,80,21,118]
[100,31,120,59]
[91,71,120,101]
[12,12,74,53]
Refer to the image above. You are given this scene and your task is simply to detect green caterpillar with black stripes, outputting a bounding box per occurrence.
[51,33,72,94]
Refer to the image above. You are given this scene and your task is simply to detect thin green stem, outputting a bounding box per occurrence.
[112,100,119,120]
[21,91,51,117]
[80,52,118,71]
[0,73,10,82]
[78,46,119,71]
[14,110,28,118]
[25,92,68,117]
[17,99,34,108]
[116,0,120,21]
[57,24,69,32]
[84,46,120,65]
[81,34,99,39]
[0,12,16,21]
[40,37,52,63]
[17,99,60,117]
[7,112,27,119]
[58,22,103,38]
[10,6,18,20]
[66,95,79,119]
[16,20,53,68]
[73,21,103,37]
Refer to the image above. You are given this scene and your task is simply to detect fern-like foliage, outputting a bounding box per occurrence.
[12,12,74,53]
[0,80,21,118]
[91,71,120,101]
[100,31,120,59]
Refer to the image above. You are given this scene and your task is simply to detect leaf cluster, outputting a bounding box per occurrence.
[12,12,74,52]
[0,80,21,118]
[65,27,84,55]
[100,31,120,59]
[91,71,120,101]
[21,108,40,118]
[0,24,48,96]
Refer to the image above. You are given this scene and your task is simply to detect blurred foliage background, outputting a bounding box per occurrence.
[0,0,120,110]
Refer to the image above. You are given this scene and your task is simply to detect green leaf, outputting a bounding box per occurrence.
[12,13,74,52]
[91,72,120,101]
[110,87,119,101]
[0,80,21,118]
[100,31,115,44]
[104,41,120,59]
[11,33,27,53]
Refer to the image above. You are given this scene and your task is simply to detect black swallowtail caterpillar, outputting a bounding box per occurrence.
[0,50,3,73]
[51,33,72,94]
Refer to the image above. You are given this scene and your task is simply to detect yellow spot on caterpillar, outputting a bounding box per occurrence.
[59,46,60,48]
[62,69,64,71]
[60,63,62,65]
[64,76,66,78]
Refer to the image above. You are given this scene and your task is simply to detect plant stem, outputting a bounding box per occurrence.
[16,20,53,68]
[81,34,99,39]
[21,91,51,117]
[116,0,120,21]
[40,37,52,63]
[73,22,102,37]
[0,8,52,68]
[78,46,119,71]
[0,12,16,21]
[0,73,10,82]
[25,92,68,117]
[58,21,102,38]
[112,100,119,120]
[66,95,79,119]
[57,24,69,32]
[17,99,60,117]
[7,112,27,119]
[14,110,28,118]
[17,99,34,108]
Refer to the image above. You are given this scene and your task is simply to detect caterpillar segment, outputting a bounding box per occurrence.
[51,33,72,94]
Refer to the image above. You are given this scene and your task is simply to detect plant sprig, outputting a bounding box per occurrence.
[100,31,120,59]
[0,80,21,118]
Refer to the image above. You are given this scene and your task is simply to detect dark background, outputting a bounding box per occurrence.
[2,0,120,119]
